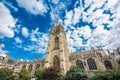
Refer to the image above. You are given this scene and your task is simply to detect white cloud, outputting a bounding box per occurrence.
[64,10,73,27]
[103,20,120,49]
[0,44,7,57]
[22,27,29,37]
[23,28,49,54]
[85,26,110,48]
[73,6,83,25]
[49,1,70,21]
[15,37,22,43]
[16,0,48,15]
[52,0,59,4]
[14,25,21,34]
[0,43,4,49]
[66,25,92,52]
[0,2,16,38]
[63,0,120,52]
[78,25,92,39]
[2,0,18,12]
[30,28,39,41]
[50,7,63,21]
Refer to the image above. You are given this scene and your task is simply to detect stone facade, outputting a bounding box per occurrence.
[0,21,119,76]
[44,21,118,74]
[45,20,70,75]
[69,49,118,74]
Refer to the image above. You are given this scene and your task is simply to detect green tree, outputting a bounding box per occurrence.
[65,66,87,80]
[117,57,120,71]
[34,68,45,80]
[43,66,62,80]
[8,74,19,80]
[88,70,120,80]
[19,69,31,80]
[0,68,13,80]
[88,71,113,80]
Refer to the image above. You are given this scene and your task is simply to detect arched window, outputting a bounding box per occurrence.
[2,57,5,63]
[76,60,84,69]
[28,65,33,72]
[36,64,40,70]
[53,56,60,67]
[22,65,26,70]
[87,58,97,70]
[54,37,59,49]
[104,60,112,69]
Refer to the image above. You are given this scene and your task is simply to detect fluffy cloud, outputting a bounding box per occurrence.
[0,2,16,38]
[0,44,7,57]
[52,0,59,4]
[64,10,73,27]
[22,27,29,37]
[23,28,49,54]
[66,25,92,52]
[78,25,92,39]
[0,43,4,49]
[103,20,120,49]
[73,6,83,25]
[85,26,110,48]
[2,0,18,12]
[49,0,71,21]
[16,0,48,15]
[63,0,120,52]
[14,37,22,43]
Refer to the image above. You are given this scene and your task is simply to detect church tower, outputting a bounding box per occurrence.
[45,20,70,74]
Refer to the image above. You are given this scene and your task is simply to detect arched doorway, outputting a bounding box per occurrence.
[104,60,112,69]
[53,56,60,67]
[87,58,97,70]
[76,60,84,69]
[28,64,33,72]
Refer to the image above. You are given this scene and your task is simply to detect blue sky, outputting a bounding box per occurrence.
[0,0,120,60]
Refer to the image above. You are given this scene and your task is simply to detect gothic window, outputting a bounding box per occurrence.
[28,65,33,72]
[76,60,84,69]
[87,58,97,70]
[2,57,5,63]
[36,64,40,70]
[104,60,112,69]
[22,65,26,70]
[53,56,60,67]
[54,37,59,49]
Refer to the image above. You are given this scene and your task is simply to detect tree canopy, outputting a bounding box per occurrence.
[43,66,62,80]
[65,66,87,80]
[34,68,45,80]
[88,70,120,80]
[19,69,31,80]
[0,68,13,80]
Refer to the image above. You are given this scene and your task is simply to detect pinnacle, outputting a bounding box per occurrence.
[55,19,62,26]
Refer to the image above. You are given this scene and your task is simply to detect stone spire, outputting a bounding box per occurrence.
[50,20,64,34]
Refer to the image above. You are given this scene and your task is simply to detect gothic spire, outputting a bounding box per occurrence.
[50,20,64,34]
